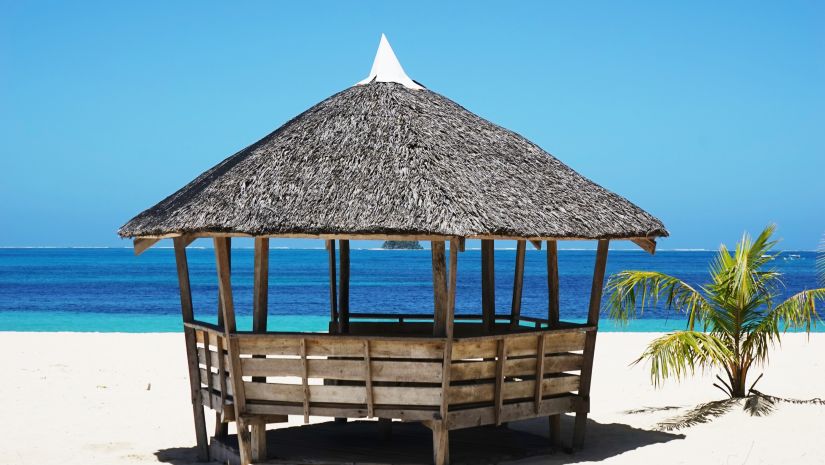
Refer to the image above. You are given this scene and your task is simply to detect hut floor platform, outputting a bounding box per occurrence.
[210,420,558,465]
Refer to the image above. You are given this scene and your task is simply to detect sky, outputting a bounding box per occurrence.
[1,1,823,250]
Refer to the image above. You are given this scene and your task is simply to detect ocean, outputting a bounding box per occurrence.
[0,247,821,333]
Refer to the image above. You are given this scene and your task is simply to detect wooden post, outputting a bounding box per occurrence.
[251,238,269,462]
[326,240,338,330]
[214,238,251,465]
[546,239,561,445]
[481,239,495,333]
[494,338,507,425]
[573,239,609,449]
[432,241,448,336]
[509,240,526,330]
[433,238,459,465]
[338,240,350,334]
[214,238,231,440]
[173,237,209,462]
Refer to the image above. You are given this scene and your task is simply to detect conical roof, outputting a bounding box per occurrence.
[119,36,667,244]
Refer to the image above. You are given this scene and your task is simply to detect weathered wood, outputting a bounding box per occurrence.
[173,237,209,461]
[631,237,657,254]
[432,421,449,465]
[450,352,582,381]
[431,241,448,336]
[251,238,269,461]
[451,331,587,360]
[244,382,443,406]
[237,335,445,359]
[202,331,214,409]
[448,375,580,406]
[439,239,459,426]
[529,240,542,250]
[446,395,580,430]
[252,238,269,333]
[574,239,609,450]
[338,240,350,334]
[326,240,338,328]
[215,238,250,465]
[534,334,546,414]
[244,403,437,422]
[481,239,495,333]
[494,339,507,425]
[510,240,526,330]
[546,240,559,327]
[300,338,310,423]
[133,237,159,255]
[241,357,443,382]
[364,340,374,418]
[216,237,232,330]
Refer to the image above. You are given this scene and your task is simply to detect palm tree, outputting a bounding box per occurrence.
[605,224,825,398]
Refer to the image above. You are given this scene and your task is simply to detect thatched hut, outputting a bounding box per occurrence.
[121,35,667,465]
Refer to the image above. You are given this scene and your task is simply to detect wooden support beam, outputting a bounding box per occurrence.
[534,334,546,414]
[573,239,609,450]
[216,238,232,329]
[481,239,495,333]
[214,238,250,465]
[173,237,209,461]
[546,240,560,327]
[251,238,269,461]
[133,238,159,256]
[338,240,350,334]
[432,241,448,336]
[213,237,231,442]
[510,240,526,330]
[326,240,338,330]
[529,240,542,250]
[364,340,374,418]
[300,338,310,424]
[494,338,507,425]
[432,238,459,465]
[631,237,657,255]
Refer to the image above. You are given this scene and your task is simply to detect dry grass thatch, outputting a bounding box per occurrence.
[119,82,667,240]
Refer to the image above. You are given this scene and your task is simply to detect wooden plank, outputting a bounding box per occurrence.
[237,336,444,359]
[252,238,269,465]
[216,237,231,329]
[338,240,350,334]
[440,239,459,424]
[631,237,657,254]
[446,395,579,430]
[510,240,526,330]
[300,338,310,423]
[243,383,442,406]
[173,237,208,461]
[200,369,233,396]
[448,375,579,405]
[364,340,374,418]
[534,334,545,414]
[202,331,213,409]
[133,238,159,255]
[547,240,560,327]
[252,238,269,333]
[432,421,449,465]
[481,239,496,333]
[241,357,443,383]
[326,240,338,328]
[431,241,448,336]
[450,352,583,381]
[244,403,437,422]
[494,339,507,425]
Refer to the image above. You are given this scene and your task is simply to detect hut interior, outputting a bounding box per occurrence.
[120,35,667,465]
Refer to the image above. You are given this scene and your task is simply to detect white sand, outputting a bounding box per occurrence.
[2,332,823,464]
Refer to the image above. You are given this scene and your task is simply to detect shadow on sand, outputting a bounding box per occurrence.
[156,415,683,464]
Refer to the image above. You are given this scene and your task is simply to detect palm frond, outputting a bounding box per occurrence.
[635,331,731,386]
[605,271,710,329]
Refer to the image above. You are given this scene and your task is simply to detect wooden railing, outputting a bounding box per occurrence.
[184,320,592,429]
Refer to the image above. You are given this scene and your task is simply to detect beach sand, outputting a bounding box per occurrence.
[2,332,823,464]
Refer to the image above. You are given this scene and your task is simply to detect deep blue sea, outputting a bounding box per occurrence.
[0,248,821,332]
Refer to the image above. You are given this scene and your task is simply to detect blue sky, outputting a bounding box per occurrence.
[1,1,823,250]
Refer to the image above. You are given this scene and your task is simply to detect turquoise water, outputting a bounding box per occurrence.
[0,248,820,333]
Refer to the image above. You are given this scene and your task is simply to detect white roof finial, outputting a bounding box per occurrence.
[357,34,423,90]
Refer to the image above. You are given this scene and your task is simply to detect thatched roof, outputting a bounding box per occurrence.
[119,39,667,243]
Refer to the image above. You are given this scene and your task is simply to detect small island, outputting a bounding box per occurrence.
[381,240,423,250]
